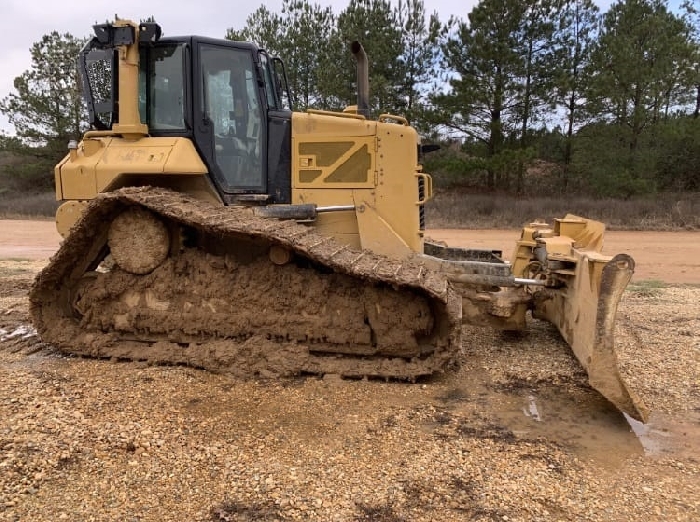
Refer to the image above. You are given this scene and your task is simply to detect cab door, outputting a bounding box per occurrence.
[194,42,266,195]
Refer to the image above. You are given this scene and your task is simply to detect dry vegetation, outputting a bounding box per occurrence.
[0,192,59,219]
[425,190,700,230]
[0,155,58,218]
[1,186,698,231]
[1,149,699,229]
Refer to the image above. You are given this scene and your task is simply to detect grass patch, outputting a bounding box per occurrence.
[627,279,666,298]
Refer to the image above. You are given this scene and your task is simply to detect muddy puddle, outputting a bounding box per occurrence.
[625,412,700,459]
[0,324,38,343]
[434,369,700,464]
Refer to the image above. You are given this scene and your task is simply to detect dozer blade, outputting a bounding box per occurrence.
[427,216,649,421]
[532,251,648,422]
[29,187,462,380]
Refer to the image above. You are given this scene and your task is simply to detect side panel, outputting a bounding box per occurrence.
[373,120,424,253]
[57,136,219,206]
[290,112,424,256]
[59,137,210,198]
[55,135,221,237]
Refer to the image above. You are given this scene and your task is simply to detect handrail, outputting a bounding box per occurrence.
[306,108,366,120]
[415,173,433,205]
[378,113,408,125]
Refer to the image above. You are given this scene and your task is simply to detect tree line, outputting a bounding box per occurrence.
[1,0,698,196]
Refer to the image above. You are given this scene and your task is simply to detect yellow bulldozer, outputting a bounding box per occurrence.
[29,19,647,421]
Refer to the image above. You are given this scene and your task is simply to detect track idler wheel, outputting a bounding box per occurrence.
[108,207,170,274]
[269,245,293,265]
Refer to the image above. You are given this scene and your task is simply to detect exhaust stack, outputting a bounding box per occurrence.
[350,41,370,118]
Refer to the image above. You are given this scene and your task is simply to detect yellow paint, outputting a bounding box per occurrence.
[353,195,412,258]
[512,215,606,277]
[291,111,427,257]
[58,136,210,200]
[56,200,89,238]
[110,19,149,139]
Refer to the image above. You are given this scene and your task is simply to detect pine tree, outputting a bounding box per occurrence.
[551,0,600,188]
[0,31,87,188]
[432,0,525,189]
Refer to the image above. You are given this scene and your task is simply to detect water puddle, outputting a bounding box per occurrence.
[0,324,37,342]
[0,322,66,373]
[494,387,642,463]
[437,374,699,463]
[523,394,542,422]
[625,412,700,459]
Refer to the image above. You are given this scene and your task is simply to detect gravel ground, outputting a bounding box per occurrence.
[0,259,698,522]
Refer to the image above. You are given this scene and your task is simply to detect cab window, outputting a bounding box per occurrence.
[139,44,185,130]
[200,45,264,190]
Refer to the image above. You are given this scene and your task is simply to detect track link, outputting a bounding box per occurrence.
[30,187,462,379]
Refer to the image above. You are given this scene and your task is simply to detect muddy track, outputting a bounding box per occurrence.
[29,187,462,378]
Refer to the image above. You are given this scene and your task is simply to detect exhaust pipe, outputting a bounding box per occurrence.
[350,41,370,118]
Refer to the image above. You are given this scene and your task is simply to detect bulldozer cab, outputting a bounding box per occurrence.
[79,22,293,202]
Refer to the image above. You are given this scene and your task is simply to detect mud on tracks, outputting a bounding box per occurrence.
[29,187,462,379]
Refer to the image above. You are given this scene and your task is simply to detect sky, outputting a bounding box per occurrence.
[0,0,624,135]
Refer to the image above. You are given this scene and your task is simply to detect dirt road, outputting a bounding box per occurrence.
[2,220,698,283]
[429,229,700,285]
[0,219,698,521]
[0,219,60,261]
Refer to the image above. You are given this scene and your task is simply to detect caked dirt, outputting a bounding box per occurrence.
[0,218,699,521]
[47,249,437,375]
